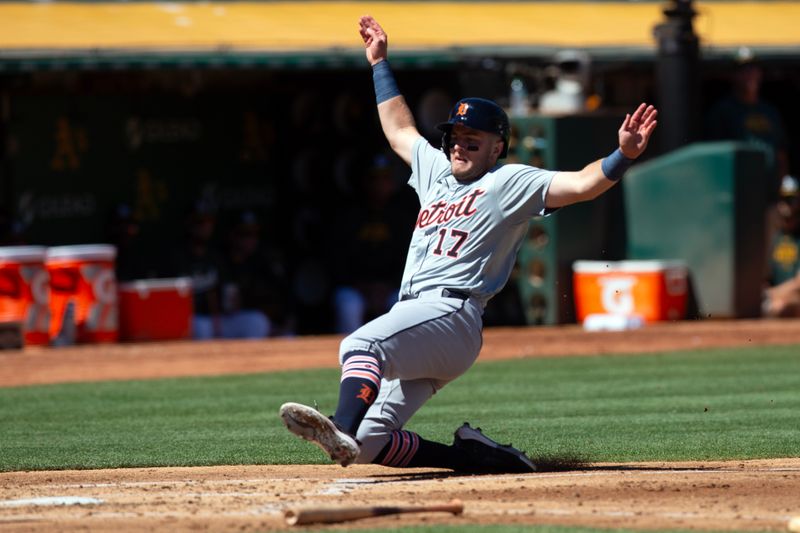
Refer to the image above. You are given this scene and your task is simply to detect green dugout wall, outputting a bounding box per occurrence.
[624,142,767,318]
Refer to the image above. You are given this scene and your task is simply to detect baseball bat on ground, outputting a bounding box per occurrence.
[284,499,464,525]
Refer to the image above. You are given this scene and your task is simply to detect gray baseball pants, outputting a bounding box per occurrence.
[337,288,484,462]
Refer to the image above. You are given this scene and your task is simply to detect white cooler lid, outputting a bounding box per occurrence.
[46,244,117,261]
[0,245,48,263]
[119,277,192,291]
[573,260,688,273]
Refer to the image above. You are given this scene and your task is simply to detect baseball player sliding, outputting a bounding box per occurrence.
[281,15,658,473]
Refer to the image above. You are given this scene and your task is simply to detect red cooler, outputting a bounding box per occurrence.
[46,244,118,343]
[0,246,50,345]
[118,278,193,341]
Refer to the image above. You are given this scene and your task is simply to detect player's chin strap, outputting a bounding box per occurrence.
[441,129,452,161]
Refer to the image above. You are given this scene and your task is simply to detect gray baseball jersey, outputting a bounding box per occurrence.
[400,137,557,307]
[341,136,557,463]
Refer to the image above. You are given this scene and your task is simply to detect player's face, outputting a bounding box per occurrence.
[448,124,503,181]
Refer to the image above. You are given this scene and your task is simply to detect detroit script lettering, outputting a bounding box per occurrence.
[416,189,485,229]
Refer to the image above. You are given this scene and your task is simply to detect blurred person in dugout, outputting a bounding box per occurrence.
[763,175,800,318]
[332,154,414,333]
[0,208,27,246]
[169,200,226,339]
[105,203,157,282]
[706,57,789,208]
[218,210,294,337]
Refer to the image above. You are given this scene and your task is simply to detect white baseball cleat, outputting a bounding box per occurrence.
[279,402,360,467]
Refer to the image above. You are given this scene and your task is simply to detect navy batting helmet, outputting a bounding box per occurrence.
[437,97,510,159]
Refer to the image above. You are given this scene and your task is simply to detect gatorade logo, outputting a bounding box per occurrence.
[80,264,118,331]
[21,266,50,334]
[26,268,50,307]
[599,276,635,315]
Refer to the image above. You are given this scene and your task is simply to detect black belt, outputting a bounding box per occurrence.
[400,288,471,301]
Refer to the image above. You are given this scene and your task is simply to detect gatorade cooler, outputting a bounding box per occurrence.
[573,260,689,324]
[46,244,118,344]
[0,246,50,345]
[118,278,193,341]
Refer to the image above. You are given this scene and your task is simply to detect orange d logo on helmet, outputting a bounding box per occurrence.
[456,102,470,116]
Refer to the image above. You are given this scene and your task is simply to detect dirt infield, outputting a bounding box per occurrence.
[2,460,800,532]
[2,319,800,532]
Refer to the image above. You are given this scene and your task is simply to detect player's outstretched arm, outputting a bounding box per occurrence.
[545,103,658,209]
[359,15,420,165]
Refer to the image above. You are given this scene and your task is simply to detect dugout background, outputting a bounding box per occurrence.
[1,56,800,332]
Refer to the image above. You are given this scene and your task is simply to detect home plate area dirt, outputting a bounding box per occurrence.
[2,460,800,532]
[2,319,800,531]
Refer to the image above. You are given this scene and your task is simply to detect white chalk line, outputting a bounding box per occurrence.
[0,508,284,523]
[76,507,286,519]
[313,477,379,495]
[0,497,103,508]
[0,491,274,511]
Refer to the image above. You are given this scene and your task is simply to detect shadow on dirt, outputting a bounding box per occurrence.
[364,456,728,482]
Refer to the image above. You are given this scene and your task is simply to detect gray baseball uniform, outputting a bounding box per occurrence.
[340,136,557,462]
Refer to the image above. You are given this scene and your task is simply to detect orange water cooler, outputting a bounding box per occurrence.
[0,246,51,345]
[573,260,689,326]
[46,244,118,344]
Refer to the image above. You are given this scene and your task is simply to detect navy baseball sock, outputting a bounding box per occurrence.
[373,430,470,470]
[332,351,382,436]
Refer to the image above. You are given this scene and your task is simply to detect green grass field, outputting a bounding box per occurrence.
[1,344,799,472]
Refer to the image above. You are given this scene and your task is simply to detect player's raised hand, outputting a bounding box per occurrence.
[359,15,388,66]
[618,103,658,159]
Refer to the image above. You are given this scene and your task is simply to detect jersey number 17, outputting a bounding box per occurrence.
[432,228,469,258]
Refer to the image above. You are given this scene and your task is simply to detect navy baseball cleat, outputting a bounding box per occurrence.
[279,402,360,467]
[453,422,537,473]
